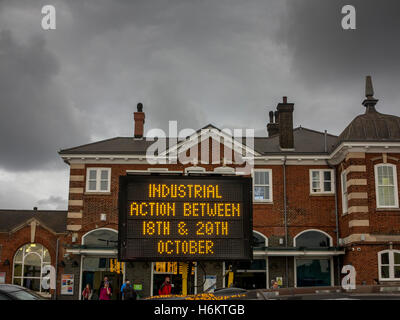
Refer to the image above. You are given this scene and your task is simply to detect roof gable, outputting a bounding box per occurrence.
[0,210,67,234]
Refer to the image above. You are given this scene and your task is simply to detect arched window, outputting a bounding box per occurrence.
[12,243,51,292]
[82,228,118,248]
[294,230,332,248]
[378,250,400,281]
[252,231,268,248]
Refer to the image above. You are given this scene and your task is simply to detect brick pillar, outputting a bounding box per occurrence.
[67,163,84,236]
[342,152,370,244]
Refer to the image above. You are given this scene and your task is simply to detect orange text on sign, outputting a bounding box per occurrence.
[157,240,214,255]
[149,184,223,199]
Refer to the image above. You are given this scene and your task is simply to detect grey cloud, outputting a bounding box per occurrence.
[1,0,399,174]
[0,29,90,171]
[280,0,400,119]
[282,0,400,81]
[36,195,67,210]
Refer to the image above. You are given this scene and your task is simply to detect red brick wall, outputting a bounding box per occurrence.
[67,162,337,247]
[253,164,337,245]
[0,226,65,286]
[342,244,400,285]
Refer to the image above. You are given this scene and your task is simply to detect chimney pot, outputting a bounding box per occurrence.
[274,111,279,123]
[267,110,279,137]
[283,96,287,103]
[33,207,38,211]
[269,111,274,123]
[134,103,145,138]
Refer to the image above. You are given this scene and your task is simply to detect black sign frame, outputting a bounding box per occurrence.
[118,174,253,262]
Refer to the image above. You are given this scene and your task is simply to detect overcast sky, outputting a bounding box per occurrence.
[0,0,399,210]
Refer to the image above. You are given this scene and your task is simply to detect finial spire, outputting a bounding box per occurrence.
[365,75,374,98]
[362,75,378,113]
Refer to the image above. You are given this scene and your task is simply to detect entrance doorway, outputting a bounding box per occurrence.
[295,258,332,287]
[152,262,196,296]
[81,256,124,300]
[224,259,267,289]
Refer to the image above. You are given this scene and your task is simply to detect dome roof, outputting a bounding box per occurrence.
[339,109,400,142]
[338,76,400,142]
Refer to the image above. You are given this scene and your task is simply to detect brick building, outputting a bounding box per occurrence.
[1,76,399,299]
[0,209,67,298]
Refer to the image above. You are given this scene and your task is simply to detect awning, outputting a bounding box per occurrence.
[66,246,118,256]
[253,247,345,257]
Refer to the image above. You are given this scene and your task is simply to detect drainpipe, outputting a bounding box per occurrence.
[54,237,59,300]
[326,160,340,285]
[283,156,289,287]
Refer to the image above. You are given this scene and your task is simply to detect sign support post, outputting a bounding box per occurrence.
[181,262,188,296]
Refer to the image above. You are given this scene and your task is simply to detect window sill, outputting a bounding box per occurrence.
[253,201,273,204]
[84,192,112,196]
[379,278,400,282]
[310,193,335,197]
[376,208,400,212]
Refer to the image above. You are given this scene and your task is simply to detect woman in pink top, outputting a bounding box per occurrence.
[99,282,112,300]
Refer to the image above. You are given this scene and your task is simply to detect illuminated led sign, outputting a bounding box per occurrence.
[118,175,252,261]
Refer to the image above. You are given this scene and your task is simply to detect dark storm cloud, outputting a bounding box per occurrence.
[282,0,400,82]
[41,0,288,135]
[280,0,400,129]
[1,0,399,171]
[0,29,89,171]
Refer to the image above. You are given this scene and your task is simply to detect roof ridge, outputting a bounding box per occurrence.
[294,126,338,138]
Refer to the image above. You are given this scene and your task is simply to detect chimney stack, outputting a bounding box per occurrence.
[277,96,294,149]
[134,103,145,138]
[267,110,279,137]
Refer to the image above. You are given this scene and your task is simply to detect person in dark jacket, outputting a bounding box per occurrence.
[122,280,137,300]
[158,276,172,295]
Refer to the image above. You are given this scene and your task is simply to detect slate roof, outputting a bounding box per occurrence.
[59,126,339,156]
[0,210,67,233]
[252,127,338,154]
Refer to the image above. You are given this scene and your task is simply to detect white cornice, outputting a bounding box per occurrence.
[61,142,400,165]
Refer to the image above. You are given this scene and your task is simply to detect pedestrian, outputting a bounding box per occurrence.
[158,276,172,295]
[121,279,127,300]
[271,280,279,290]
[122,280,137,301]
[99,281,112,300]
[82,284,93,300]
[98,276,113,300]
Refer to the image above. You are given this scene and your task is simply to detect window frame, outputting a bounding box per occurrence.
[293,229,333,248]
[378,250,400,281]
[309,169,335,194]
[85,168,111,193]
[252,169,273,203]
[12,243,51,293]
[374,163,399,209]
[341,171,348,214]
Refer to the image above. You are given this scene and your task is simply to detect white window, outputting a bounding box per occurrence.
[375,164,399,208]
[86,168,111,192]
[253,169,272,202]
[13,243,51,293]
[378,250,400,281]
[310,169,334,194]
[341,171,348,213]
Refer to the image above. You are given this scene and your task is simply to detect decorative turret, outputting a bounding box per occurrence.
[362,75,379,113]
